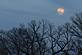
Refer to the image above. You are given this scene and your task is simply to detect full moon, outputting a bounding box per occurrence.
[57,8,64,15]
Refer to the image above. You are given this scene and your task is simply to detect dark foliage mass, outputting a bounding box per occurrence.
[0,13,82,55]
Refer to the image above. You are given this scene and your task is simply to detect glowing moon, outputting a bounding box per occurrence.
[57,8,64,15]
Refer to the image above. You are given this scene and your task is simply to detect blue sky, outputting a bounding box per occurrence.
[0,0,82,29]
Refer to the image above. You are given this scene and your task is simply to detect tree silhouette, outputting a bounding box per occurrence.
[71,13,82,55]
[0,17,82,55]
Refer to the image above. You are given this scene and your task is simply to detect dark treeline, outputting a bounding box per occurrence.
[0,13,82,55]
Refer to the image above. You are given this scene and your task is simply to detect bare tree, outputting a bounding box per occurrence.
[28,20,48,55]
[46,23,75,55]
[0,18,81,55]
[71,12,82,55]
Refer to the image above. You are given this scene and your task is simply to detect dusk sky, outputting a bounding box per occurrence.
[0,0,82,29]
